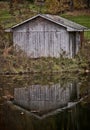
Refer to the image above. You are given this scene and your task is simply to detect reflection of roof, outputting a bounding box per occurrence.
[6,14,87,32]
[8,100,79,120]
[14,83,78,118]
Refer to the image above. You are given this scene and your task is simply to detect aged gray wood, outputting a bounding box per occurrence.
[9,15,85,58]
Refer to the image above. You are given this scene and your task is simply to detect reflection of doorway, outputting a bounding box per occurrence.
[70,32,76,57]
[70,82,78,101]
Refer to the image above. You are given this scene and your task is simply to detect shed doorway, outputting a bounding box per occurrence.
[70,32,76,57]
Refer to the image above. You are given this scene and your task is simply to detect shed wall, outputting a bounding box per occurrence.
[13,17,71,58]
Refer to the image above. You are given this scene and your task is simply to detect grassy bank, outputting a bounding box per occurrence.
[0,53,89,74]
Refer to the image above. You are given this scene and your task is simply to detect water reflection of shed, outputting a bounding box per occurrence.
[14,82,79,117]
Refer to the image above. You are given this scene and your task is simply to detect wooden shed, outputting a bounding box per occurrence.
[6,14,86,58]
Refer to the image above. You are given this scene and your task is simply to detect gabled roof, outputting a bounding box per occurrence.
[6,14,87,32]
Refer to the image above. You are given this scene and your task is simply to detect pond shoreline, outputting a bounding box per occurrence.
[0,69,89,76]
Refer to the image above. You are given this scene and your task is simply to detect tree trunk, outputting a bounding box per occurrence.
[9,0,14,15]
[87,0,90,8]
[69,0,74,11]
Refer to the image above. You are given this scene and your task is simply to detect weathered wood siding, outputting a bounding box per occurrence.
[13,17,71,58]
[14,82,78,112]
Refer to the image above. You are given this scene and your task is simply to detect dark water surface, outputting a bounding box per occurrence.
[0,73,90,130]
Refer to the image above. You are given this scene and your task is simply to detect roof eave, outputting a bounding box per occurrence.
[5,28,12,32]
[67,27,87,32]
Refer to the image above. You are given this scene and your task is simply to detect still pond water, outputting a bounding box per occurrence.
[0,73,90,130]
